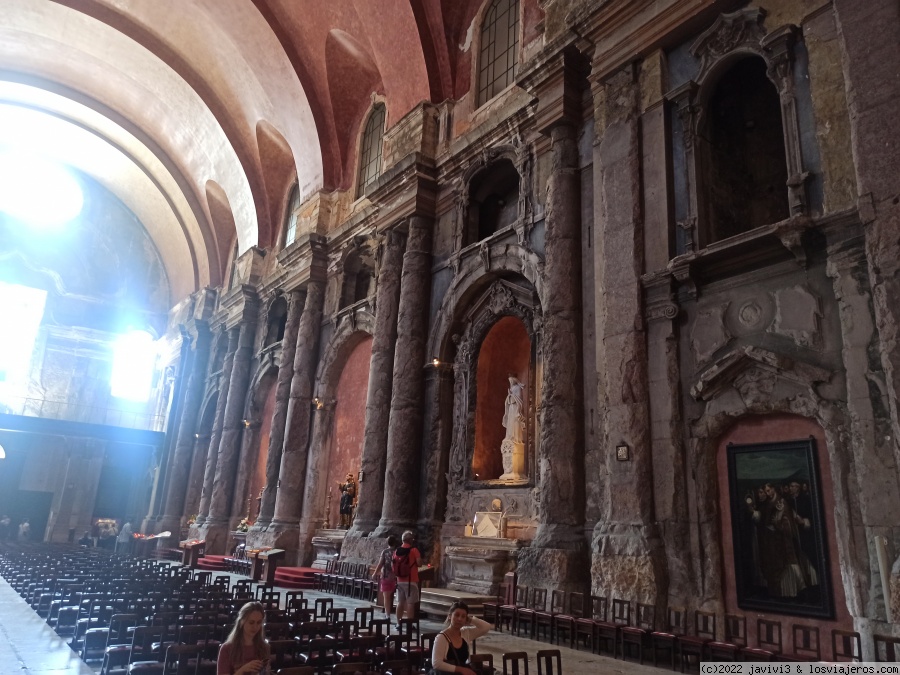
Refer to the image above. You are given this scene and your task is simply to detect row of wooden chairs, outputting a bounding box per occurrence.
[315,558,378,601]
[484,585,900,666]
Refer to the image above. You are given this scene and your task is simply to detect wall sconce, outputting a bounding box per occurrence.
[242,419,251,428]
[615,443,630,462]
[358,470,364,482]
[313,397,324,409]
[194,433,200,439]
[432,358,440,367]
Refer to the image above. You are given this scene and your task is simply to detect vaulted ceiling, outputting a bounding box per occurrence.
[0,0,490,303]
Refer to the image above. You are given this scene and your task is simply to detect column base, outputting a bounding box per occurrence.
[516,525,589,594]
[191,522,230,555]
[246,524,301,566]
[590,522,668,605]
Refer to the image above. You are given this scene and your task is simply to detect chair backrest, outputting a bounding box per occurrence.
[757,618,782,653]
[165,643,203,675]
[354,606,373,629]
[832,629,862,662]
[380,659,414,675]
[875,634,900,663]
[269,639,300,668]
[792,624,821,661]
[694,610,716,640]
[471,654,495,672]
[327,607,347,624]
[503,651,530,675]
[635,603,655,631]
[313,597,333,619]
[332,663,369,674]
[550,590,566,614]
[567,591,584,618]
[725,614,747,646]
[276,667,316,675]
[536,649,562,675]
[611,598,631,626]
[590,595,608,622]
[665,607,686,636]
[530,588,548,611]
[514,585,529,606]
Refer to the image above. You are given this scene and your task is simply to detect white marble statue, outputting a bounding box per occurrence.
[500,376,526,479]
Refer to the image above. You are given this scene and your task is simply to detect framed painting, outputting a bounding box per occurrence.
[727,437,834,618]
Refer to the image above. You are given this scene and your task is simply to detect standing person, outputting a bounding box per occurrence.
[372,535,400,617]
[77,531,93,547]
[116,520,133,554]
[217,601,270,674]
[0,515,10,541]
[431,601,493,674]
[18,519,30,541]
[393,530,422,625]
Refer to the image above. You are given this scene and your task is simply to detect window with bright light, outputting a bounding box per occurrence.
[0,282,47,404]
[478,0,520,106]
[284,185,301,247]
[0,150,83,227]
[356,104,386,198]
[110,330,156,402]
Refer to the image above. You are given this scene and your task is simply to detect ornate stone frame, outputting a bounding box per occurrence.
[685,345,861,620]
[667,8,809,252]
[446,279,541,514]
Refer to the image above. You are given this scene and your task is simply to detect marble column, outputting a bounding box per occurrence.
[206,316,258,530]
[377,217,433,533]
[157,322,211,536]
[296,401,336,564]
[270,277,325,528]
[349,229,406,535]
[255,290,304,528]
[194,327,238,526]
[516,49,588,592]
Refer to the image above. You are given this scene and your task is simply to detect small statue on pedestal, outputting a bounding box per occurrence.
[337,472,357,529]
[500,376,526,479]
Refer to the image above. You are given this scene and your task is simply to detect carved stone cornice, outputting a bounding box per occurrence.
[365,152,438,226]
[690,7,768,82]
[519,46,590,135]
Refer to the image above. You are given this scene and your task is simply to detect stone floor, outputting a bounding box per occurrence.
[0,566,661,674]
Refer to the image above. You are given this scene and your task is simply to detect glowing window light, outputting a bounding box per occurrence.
[0,150,83,227]
[0,283,47,400]
[110,330,156,402]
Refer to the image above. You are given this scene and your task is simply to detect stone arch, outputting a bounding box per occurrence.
[315,309,376,400]
[685,346,861,629]
[428,241,543,367]
[263,292,289,347]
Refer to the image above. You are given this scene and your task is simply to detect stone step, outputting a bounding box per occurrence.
[418,588,495,621]
[274,566,318,590]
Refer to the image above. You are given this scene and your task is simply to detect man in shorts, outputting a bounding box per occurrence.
[394,530,422,625]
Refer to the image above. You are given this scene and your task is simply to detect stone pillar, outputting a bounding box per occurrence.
[157,322,211,537]
[377,216,433,533]
[296,401,336,564]
[348,230,406,535]
[255,290,304,528]
[194,327,238,526]
[204,314,257,551]
[270,277,326,529]
[589,63,667,605]
[184,434,210,519]
[516,48,588,592]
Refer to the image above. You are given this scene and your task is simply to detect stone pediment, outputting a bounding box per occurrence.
[690,345,831,403]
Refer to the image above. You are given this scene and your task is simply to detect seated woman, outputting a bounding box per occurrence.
[431,601,493,675]
[217,601,270,674]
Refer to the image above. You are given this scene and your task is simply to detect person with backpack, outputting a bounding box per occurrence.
[393,530,422,625]
[372,535,400,617]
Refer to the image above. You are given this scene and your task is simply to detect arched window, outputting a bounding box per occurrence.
[478,0,519,106]
[699,57,789,244]
[284,184,301,247]
[466,159,520,245]
[356,103,386,198]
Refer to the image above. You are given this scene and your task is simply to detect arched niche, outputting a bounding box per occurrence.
[448,277,540,495]
[473,316,531,480]
[339,247,375,310]
[465,158,520,246]
[698,56,789,243]
[263,294,288,347]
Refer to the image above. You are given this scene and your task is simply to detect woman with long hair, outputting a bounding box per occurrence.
[217,601,270,674]
[431,600,493,674]
[372,534,400,617]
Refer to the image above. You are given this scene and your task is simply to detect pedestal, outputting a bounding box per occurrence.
[499,439,526,480]
[444,536,524,595]
[310,529,347,569]
[179,540,206,568]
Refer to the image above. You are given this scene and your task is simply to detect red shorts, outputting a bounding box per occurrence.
[379,578,397,593]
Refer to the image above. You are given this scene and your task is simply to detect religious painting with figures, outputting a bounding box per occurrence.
[727,438,834,618]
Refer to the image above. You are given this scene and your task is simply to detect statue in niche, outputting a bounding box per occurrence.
[337,473,357,529]
[500,376,526,480]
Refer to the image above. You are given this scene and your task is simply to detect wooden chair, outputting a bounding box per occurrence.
[471,653,495,674]
[483,584,507,624]
[574,595,607,652]
[313,597,333,620]
[595,598,630,657]
[745,618,780,660]
[832,629,862,662]
[551,591,583,648]
[536,649,562,675]
[269,638,301,670]
[678,611,716,672]
[875,634,900,662]
[707,615,745,661]
[331,661,370,674]
[651,606,686,670]
[785,624,820,662]
[163,644,203,675]
[535,590,565,642]
[503,651,530,675]
[401,631,438,671]
[275,668,315,675]
[620,602,656,663]
[380,659,415,675]
[499,585,529,633]
[297,637,336,672]
[516,588,546,639]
